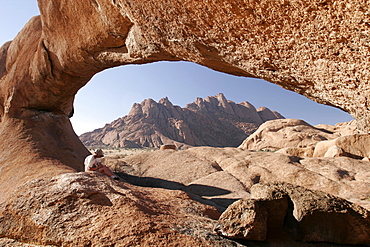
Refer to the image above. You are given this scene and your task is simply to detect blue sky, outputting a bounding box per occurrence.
[1,1,353,135]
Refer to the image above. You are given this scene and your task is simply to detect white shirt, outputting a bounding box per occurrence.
[84,155,102,172]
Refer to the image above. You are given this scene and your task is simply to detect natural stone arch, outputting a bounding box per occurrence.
[0,0,369,200]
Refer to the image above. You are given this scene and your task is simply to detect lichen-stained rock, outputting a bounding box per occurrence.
[214,199,270,241]
[215,183,370,245]
[103,0,370,130]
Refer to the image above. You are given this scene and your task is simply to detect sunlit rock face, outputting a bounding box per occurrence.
[0,0,369,225]
[105,0,369,129]
[34,0,370,131]
[79,94,284,148]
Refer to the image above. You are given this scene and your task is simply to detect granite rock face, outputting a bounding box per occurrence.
[313,133,370,159]
[114,146,370,212]
[0,0,369,190]
[238,118,341,151]
[80,93,283,148]
[214,183,370,245]
[1,1,370,246]
[0,172,233,246]
[239,118,370,160]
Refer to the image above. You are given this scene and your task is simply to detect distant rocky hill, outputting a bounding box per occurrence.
[79,93,284,148]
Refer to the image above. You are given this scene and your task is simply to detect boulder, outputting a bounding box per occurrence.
[215,183,370,245]
[313,139,338,157]
[240,119,365,158]
[214,199,271,241]
[324,145,345,157]
[335,134,370,158]
[315,120,359,137]
[314,134,370,159]
[239,119,336,151]
[0,172,236,246]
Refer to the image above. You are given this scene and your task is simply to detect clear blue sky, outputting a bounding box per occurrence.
[1,1,353,135]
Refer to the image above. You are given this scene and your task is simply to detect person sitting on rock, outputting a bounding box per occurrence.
[84,149,119,180]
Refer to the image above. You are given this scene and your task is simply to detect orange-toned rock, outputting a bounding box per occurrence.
[0,172,233,246]
[1,1,370,246]
[0,0,369,193]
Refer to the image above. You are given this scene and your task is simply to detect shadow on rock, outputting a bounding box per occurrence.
[87,192,113,206]
[116,172,237,211]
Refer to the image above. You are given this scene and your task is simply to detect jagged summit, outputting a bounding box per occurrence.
[80,94,284,148]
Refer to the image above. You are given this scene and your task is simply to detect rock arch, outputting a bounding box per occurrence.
[0,0,369,200]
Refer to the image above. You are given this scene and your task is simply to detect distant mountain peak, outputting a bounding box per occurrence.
[80,94,284,149]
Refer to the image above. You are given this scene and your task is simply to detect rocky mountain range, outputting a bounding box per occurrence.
[79,93,284,148]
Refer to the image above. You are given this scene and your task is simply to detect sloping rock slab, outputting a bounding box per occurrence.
[215,183,370,245]
[114,147,370,211]
[0,172,238,247]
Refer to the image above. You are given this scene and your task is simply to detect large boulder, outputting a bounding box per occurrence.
[239,119,364,158]
[313,133,370,159]
[313,139,339,157]
[315,120,359,137]
[238,119,336,151]
[0,172,235,246]
[214,183,370,245]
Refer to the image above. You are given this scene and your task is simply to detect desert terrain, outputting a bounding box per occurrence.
[1,0,370,246]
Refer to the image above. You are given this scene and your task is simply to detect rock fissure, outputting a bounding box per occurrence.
[39,40,55,80]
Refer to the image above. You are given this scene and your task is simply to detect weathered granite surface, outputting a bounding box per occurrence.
[1,1,370,245]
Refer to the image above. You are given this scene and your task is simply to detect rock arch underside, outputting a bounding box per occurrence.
[1,0,370,246]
